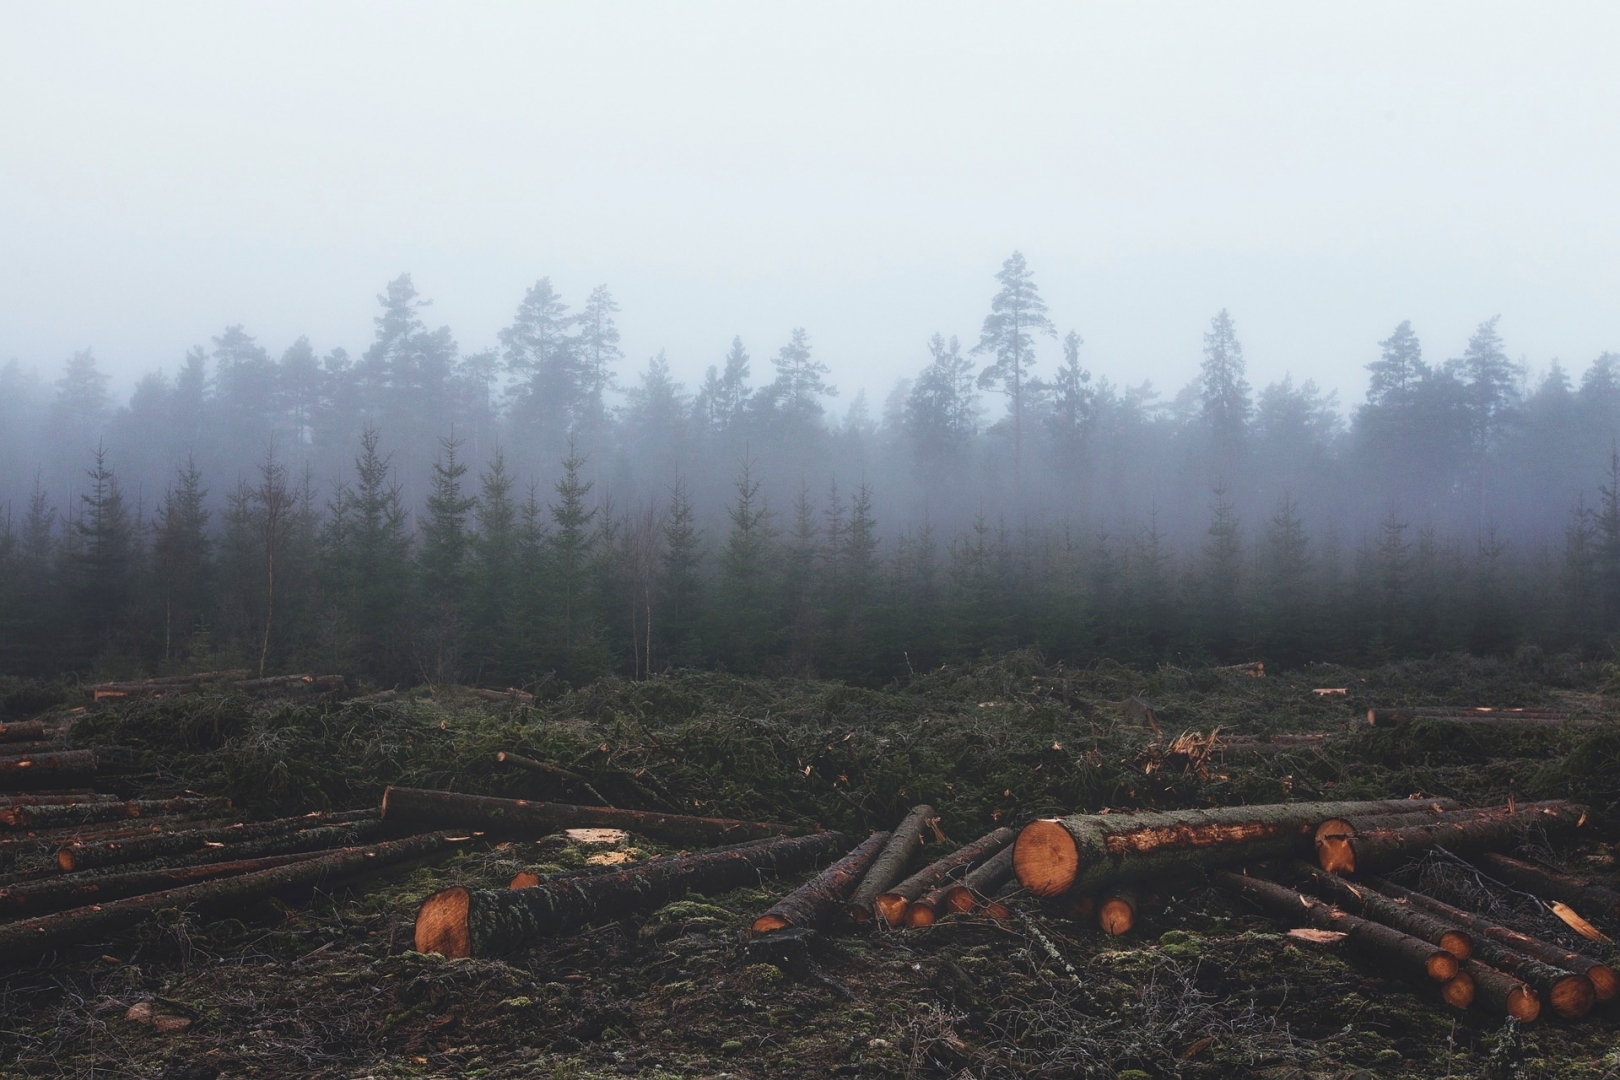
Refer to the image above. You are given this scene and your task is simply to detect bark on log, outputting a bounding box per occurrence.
[0,793,119,810]
[1370,876,1613,1010]
[85,670,249,693]
[1367,708,1572,727]
[877,827,1016,928]
[2,796,229,830]
[1462,959,1541,1021]
[381,786,793,846]
[1016,799,1461,897]
[1290,863,1472,959]
[751,831,890,934]
[1476,852,1620,923]
[496,751,584,782]
[847,804,936,924]
[474,687,535,704]
[1214,870,1458,983]
[1318,802,1588,876]
[1098,887,1137,936]
[0,721,48,743]
[231,674,345,694]
[57,809,378,872]
[1314,802,1572,873]
[0,832,465,963]
[0,750,97,789]
[941,845,1015,915]
[416,831,848,958]
[2,819,194,861]
[0,851,324,916]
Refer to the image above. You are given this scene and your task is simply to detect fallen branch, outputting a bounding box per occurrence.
[57,809,378,872]
[752,831,890,935]
[881,827,1016,928]
[1,796,229,830]
[0,851,325,916]
[847,804,936,924]
[1316,802,1588,875]
[1367,708,1574,727]
[1475,852,1620,923]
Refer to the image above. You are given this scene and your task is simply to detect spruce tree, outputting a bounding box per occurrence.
[658,479,704,668]
[545,440,604,680]
[1200,310,1251,460]
[1201,488,1245,660]
[70,447,134,666]
[418,434,476,681]
[466,450,520,681]
[151,455,211,666]
[326,429,412,682]
[973,252,1056,484]
[717,460,775,670]
[1262,493,1311,665]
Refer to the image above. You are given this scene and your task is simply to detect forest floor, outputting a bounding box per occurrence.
[4,651,1620,1079]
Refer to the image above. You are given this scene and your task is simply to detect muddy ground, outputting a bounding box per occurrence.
[3,651,1620,1079]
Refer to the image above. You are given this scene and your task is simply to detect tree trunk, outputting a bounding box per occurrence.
[879,827,1016,928]
[1313,802,1572,872]
[1016,799,1460,897]
[0,851,324,916]
[85,670,249,694]
[1098,887,1137,936]
[0,831,465,963]
[1318,802,1588,876]
[0,750,97,789]
[57,809,379,872]
[1462,959,1541,1021]
[847,804,936,924]
[1216,870,1458,983]
[1367,708,1572,727]
[1291,863,1471,959]
[751,831,890,935]
[474,688,535,704]
[231,674,345,695]
[1476,852,1620,922]
[0,721,48,743]
[941,845,1015,915]
[416,831,848,958]
[0,793,119,810]
[981,881,1019,922]
[1370,877,1609,1013]
[1,796,229,830]
[381,786,793,847]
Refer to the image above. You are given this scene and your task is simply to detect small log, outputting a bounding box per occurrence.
[752,831,890,934]
[1367,708,1572,727]
[1098,887,1137,936]
[1440,969,1475,1009]
[84,670,249,694]
[0,832,466,963]
[1476,852,1620,922]
[1313,802,1571,873]
[57,809,378,872]
[848,804,936,924]
[0,851,324,916]
[981,881,1020,922]
[1290,863,1472,959]
[496,751,584,782]
[416,831,848,958]
[2,796,229,830]
[941,845,1015,915]
[381,786,793,847]
[0,721,48,743]
[1463,959,1541,1021]
[1016,798,1460,897]
[0,750,97,789]
[0,793,119,810]
[1215,870,1458,983]
[1370,877,1611,1011]
[474,687,535,704]
[231,674,345,694]
[877,827,1016,928]
[1318,802,1588,876]
[1,819,193,860]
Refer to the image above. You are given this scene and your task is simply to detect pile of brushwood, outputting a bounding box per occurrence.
[3,650,1620,1078]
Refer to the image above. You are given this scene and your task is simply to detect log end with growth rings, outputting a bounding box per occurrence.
[1425,951,1459,983]
[750,912,790,935]
[1438,930,1471,961]
[942,886,976,915]
[510,872,541,890]
[415,886,473,958]
[1440,971,1474,1009]
[1315,834,1354,874]
[1549,974,1596,1020]
[874,893,909,927]
[1013,819,1078,897]
[1098,895,1134,936]
[905,902,937,928]
[1587,964,1618,1001]
[1506,985,1541,1022]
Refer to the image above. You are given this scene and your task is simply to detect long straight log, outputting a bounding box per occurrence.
[1319,802,1588,876]
[879,827,1016,927]
[1369,876,1614,1009]
[1476,852,1620,923]
[2,820,197,861]
[1462,959,1541,1021]
[232,674,345,694]
[2,796,229,829]
[1368,708,1573,727]
[58,809,379,872]
[0,793,119,810]
[752,831,890,934]
[381,786,793,847]
[0,851,325,916]
[0,750,97,789]
[1016,799,1459,897]
[84,669,250,694]
[416,831,848,958]
[1214,870,1458,983]
[0,721,48,743]
[848,805,936,924]
[0,832,466,963]
[941,845,1015,915]
[1290,863,1472,959]
[1314,802,1574,873]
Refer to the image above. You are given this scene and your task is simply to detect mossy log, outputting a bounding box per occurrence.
[941,845,1015,915]
[1476,852,1620,923]
[57,809,379,872]
[1016,799,1460,897]
[1462,959,1541,1021]
[1318,802,1588,876]
[879,827,1016,927]
[0,721,48,743]
[381,786,793,846]
[417,831,848,958]
[752,831,890,934]
[0,851,324,916]
[0,831,464,963]
[1,796,229,830]
[847,805,936,924]
[1098,886,1138,936]
[1314,802,1573,870]
[1290,863,1472,959]
[0,750,97,789]
[1370,877,1608,1013]
[1214,870,1458,983]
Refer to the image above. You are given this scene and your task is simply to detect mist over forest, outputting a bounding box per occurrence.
[5,251,1620,684]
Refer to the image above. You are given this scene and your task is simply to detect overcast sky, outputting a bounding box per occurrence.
[4,3,1619,411]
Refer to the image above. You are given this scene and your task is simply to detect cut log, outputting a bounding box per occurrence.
[1313,802,1572,874]
[981,881,1020,922]
[0,831,465,963]
[1463,959,1541,1021]
[0,750,97,789]
[876,827,1016,928]
[847,804,936,924]
[2,819,195,860]
[1290,864,1472,960]
[0,793,119,810]
[1370,877,1612,1011]
[1318,802,1588,876]
[496,751,584,782]
[231,674,346,695]
[1312,803,1480,844]
[1368,708,1572,727]
[417,831,847,958]
[474,687,535,704]
[2,796,229,830]
[1098,887,1137,936]
[57,809,379,872]
[381,786,793,847]
[941,846,1015,915]
[1440,969,1475,1009]
[0,721,48,743]
[0,851,325,916]
[1016,799,1460,897]
[751,831,890,934]
[1476,852,1620,923]
[1214,870,1458,983]
[84,670,249,694]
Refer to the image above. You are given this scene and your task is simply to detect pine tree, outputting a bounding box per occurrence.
[418,434,476,682]
[1201,488,1245,660]
[1262,493,1311,665]
[546,440,602,679]
[1046,330,1093,467]
[576,285,623,435]
[467,450,521,682]
[1200,310,1251,458]
[717,460,775,670]
[1367,321,1426,408]
[763,328,836,425]
[658,479,704,667]
[905,333,978,477]
[973,252,1056,484]
[70,447,134,666]
[151,455,211,666]
[326,429,413,682]
[501,278,577,440]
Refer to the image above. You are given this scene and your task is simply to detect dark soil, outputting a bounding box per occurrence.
[4,651,1620,1078]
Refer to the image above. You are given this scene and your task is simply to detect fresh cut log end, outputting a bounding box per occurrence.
[1439,930,1472,962]
[1548,974,1596,1019]
[510,872,541,890]
[750,913,791,934]
[415,885,473,958]
[1316,835,1354,874]
[905,902,936,927]
[1098,892,1135,936]
[1587,964,1618,1001]
[1507,985,1541,1022]
[1441,971,1475,1009]
[942,885,975,914]
[875,893,909,927]
[1427,951,1460,982]
[1014,818,1078,897]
